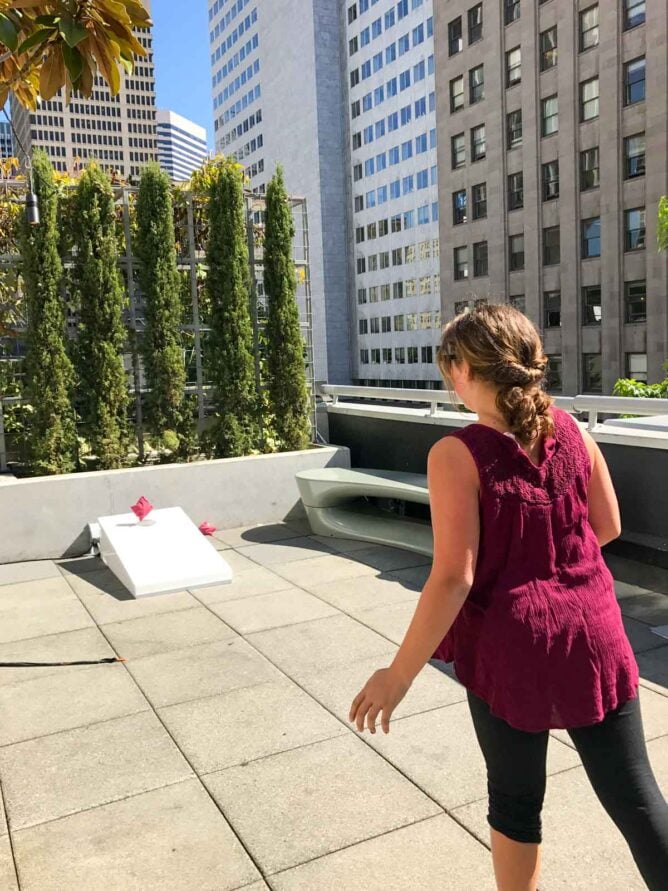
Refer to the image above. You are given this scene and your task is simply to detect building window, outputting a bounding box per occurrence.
[506,109,522,148]
[582,285,602,325]
[625,280,646,323]
[451,132,466,168]
[581,217,601,258]
[359,349,369,364]
[350,69,360,88]
[395,347,405,364]
[624,0,646,30]
[546,355,562,391]
[543,226,560,265]
[450,76,464,112]
[469,65,484,103]
[357,288,367,304]
[624,57,646,105]
[579,5,599,51]
[407,347,418,364]
[580,147,599,190]
[583,354,602,392]
[540,27,557,71]
[541,95,558,136]
[626,353,648,382]
[506,47,521,87]
[421,345,434,364]
[453,189,468,225]
[624,207,646,251]
[542,161,559,201]
[468,4,483,43]
[382,348,392,364]
[504,0,520,25]
[472,182,487,219]
[348,4,357,25]
[394,314,405,332]
[449,16,463,55]
[454,246,469,280]
[471,124,486,160]
[508,171,524,210]
[544,291,561,328]
[359,318,368,335]
[510,294,526,314]
[371,349,381,364]
[624,133,645,178]
[580,77,599,121]
[509,234,524,271]
[473,241,488,277]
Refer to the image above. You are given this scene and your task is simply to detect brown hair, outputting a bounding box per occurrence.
[437,304,554,445]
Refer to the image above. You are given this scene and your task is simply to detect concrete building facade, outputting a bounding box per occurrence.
[433,0,668,394]
[209,0,351,383]
[342,0,442,387]
[0,120,13,159]
[157,110,208,182]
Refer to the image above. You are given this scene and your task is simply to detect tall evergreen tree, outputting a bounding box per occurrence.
[205,158,260,457]
[135,163,188,452]
[263,166,311,451]
[71,164,128,469]
[19,150,77,475]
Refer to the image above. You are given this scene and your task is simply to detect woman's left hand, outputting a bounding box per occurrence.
[349,667,411,734]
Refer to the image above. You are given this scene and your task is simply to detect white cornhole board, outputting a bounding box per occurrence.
[98,506,233,598]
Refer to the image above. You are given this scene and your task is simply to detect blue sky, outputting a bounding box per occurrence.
[152,1,214,149]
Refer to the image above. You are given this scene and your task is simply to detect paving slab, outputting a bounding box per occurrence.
[220,550,263,574]
[353,600,419,645]
[125,638,282,709]
[57,556,106,576]
[307,572,420,612]
[637,645,668,697]
[0,626,114,687]
[0,561,62,586]
[270,813,494,891]
[70,577,199,626]
[0,711,193,831]
[204,733,441,875]
[268,553,379,589]
[615,581,668,625]
[64,567,129,598]
[191,567,294,605]
[363,700,581,810]
[454,735,668,890]
[299,655,467,724]
[12,778,261,891]
[0,833,17,891]
[623,615,668,654]
[0,662,148,746]
[207,587,338,634]
[158,679,346,774]
[386,563,431,588]
[309,534,380,554]
[214,523,304,549]
[0,577,95,644]
[352,545,432,573]
[552,686,668,749]
[237,537,335,567]
[102,606,237,660]
[246,614,396,677]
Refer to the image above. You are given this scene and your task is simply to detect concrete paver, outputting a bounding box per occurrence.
[237,537,335,566]
[0,833,17,891]
[307,572,420,612]
[191,566,294,605]
[214,523,303,549]
[207,586,339,634]
[0,626,114,687]
[0,576,95,644]
[0,561,62,586]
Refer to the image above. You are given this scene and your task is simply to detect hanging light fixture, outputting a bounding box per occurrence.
[24,163,40,227]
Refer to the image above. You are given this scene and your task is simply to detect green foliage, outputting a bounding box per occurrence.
[71,164,129,469]
[135,163,189,454]
[18,150,77,475]
[263,166,311,451]
[203,157,260,457]
[613,364,668,400]
[658,196,668,252]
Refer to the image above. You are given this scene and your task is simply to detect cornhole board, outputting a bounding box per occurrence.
[97,506,233,598]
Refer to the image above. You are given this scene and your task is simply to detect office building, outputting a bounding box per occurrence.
[344,0,441,387]
[0,120,13,159]
[157,110,208,181]
[209,0,350,383]
[10,1,157,180]
[434,0,668,394]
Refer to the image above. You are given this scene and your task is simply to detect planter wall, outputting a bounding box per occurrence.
[0,445,349,563]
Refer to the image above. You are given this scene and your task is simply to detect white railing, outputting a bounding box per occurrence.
[318,384,668,432]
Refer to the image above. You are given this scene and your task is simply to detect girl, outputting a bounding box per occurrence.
[349,305,668,890]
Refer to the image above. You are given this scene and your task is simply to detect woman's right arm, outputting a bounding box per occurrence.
[581,429,622,547]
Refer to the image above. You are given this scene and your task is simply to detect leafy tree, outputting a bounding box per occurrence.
[135,163,189,453]
[0,0,150,109]
[18,150,77,474]
[658,196,668,252]
[614,361,668,399]
[71,163,128,468]
[263,166,311,451]
[199,157,260,457]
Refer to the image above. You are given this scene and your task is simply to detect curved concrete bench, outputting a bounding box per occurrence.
[296,468,433,557]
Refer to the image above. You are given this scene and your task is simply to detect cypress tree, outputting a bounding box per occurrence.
[135,163,188,453]
[263,166,311,451]
[19,150,77,475]
[71,164,128,469]
[205,158,260,457]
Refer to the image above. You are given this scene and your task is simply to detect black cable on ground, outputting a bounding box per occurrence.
[0,657,126,667]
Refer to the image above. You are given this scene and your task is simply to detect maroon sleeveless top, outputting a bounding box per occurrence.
[432,408,639,732]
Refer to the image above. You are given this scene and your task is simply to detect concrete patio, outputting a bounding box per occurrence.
[0,521,666,890]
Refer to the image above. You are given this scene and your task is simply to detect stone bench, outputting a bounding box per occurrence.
[295,467,433,557]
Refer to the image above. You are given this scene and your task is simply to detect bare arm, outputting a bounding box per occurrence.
[581,429,622,547]
[390,436,480,687]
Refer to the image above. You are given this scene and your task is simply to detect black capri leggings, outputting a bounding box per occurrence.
[468,691,668,890]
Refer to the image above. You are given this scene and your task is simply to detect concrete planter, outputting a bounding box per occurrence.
[0,445,349,564]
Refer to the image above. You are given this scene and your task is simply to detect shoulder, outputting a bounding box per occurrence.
[428,432,479,486]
